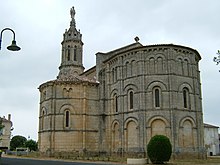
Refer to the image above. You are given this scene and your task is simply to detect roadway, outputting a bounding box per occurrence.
[0,157,123,165]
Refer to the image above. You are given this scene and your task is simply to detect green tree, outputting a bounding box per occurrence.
[0,118,3,158]
[25,139,38,151]
[147,135,172,164]
[10,135,27,151]
[0,118,4,133]
[0,118,4,142]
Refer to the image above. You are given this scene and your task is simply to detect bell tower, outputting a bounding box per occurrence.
[57,6,84,79]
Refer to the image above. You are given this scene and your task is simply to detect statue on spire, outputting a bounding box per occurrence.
[70,6,76,28]
[70,6,75,19]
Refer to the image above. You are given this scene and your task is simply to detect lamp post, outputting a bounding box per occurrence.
[0,28,21,51]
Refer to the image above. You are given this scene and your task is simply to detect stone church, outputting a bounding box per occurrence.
[38,7,205,158]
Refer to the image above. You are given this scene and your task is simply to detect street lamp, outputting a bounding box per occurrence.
[0,28,21,51]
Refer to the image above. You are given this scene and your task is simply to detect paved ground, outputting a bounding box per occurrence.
[0,155,124,165]
[1,154,220,165]
[169,156,220,165]
[1,157,90,165]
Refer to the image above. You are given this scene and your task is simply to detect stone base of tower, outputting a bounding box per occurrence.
[39,150,206,161]
[171,147,207,160]
[172,151,207,160]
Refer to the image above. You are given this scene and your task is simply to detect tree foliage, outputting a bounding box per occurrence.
[147,135,172,164]
[0,118,4,142]
[25,139,38,151]
[10,135,27,151]
[0,118,4,133]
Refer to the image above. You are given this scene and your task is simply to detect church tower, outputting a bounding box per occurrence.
[57,6,84,79]
[38,7,99,156]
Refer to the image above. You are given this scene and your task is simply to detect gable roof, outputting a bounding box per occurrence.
[96,42,143,63]
[104,42,143,55]
[204,123,219,128]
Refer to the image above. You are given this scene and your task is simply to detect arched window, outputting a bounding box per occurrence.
[112,68,115,82]
[183,87,190,109]
[149,57,155,74]
[183,59,189,76]
[129,91,134,110]
[74,46,77,61]
[42,91,46,100]
[42,110,45,130]
[126,120,138,150]
[65,110,70,127]
[125,61,129,77]
[112,67,117,82]
[177,58,183,75]
[113,94,118,112]
[67,45,71,61]
[112,122,120,151]
[131,60,135,76]
[154,88,160,108]
[115,67,117,81]
[156,57,163,73]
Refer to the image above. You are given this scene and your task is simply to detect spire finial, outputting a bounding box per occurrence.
[70,6,75,19]
[70,6,76,27]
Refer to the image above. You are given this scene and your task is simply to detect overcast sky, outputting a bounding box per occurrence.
[0,0,220,140]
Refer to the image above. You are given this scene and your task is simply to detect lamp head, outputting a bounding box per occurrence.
[7,40,21,51]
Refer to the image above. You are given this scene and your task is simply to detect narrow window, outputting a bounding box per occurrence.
[67,46,71,61]
[115,67,117,81]
[42,110,45,130]
[183,88,188,108]
[115,96,118,112]
[74,46,77,61]
[131,60,135,76]
[155,89,160,108]
[129,91,134,109]
[112,68,115,82]
[125,62,129,77]
[43,91,46,100]
[65,111,70,127]
[114,94,118,112]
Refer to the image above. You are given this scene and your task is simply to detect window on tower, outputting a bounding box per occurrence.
[183,87,190,109]
[129,91,134,110]
[67,45,71,61]
[113,94,118,112]
[154,88,160,108]
[74,46,77,61]
[65,110,70,127]
[41,109,45,130]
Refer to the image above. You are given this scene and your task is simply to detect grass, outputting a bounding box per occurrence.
[168,157,220,165]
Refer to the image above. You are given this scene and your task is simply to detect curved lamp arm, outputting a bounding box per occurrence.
[0,28,21,51]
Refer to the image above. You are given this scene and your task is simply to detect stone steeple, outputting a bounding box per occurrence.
[57,6,84,80]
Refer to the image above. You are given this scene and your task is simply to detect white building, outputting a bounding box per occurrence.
[204,123,219,156]
[0,114,13,150]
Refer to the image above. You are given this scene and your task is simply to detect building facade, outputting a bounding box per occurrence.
[204,123,219,156]
[38,7,205,158]
[0,114,13,150]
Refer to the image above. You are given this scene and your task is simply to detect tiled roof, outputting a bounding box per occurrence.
[204,123,219,128]
[56,74,98,84]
